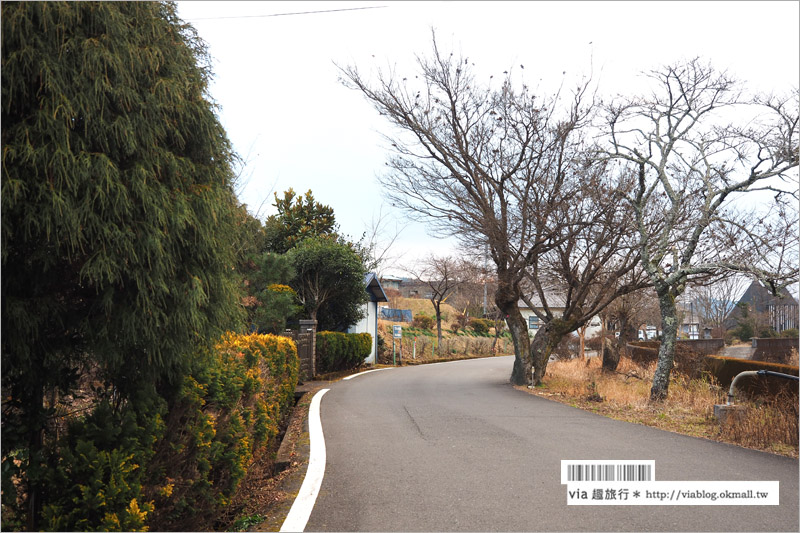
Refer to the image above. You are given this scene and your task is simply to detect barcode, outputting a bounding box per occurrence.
[561,460,655,484]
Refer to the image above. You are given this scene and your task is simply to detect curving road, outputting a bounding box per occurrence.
[304,356,798,532]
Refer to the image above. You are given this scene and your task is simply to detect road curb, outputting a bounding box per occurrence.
[274,390,313,472]
[250,382,329,532]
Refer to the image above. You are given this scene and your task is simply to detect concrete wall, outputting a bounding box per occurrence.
[676,338,725,355]
[518,308,602,341]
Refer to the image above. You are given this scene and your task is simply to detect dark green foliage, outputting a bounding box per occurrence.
[264,189,338,254]
[287,236,367,331]
[316,332,372,373]
[1,1,243,528]
[246,253,300,333]
[40,391,166,532]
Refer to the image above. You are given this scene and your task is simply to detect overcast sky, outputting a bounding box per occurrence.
[175,1,799,276]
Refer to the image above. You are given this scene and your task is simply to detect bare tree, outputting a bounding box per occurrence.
[600,288,661,371]
[601,58,799,401]
[339,31,598,385]
[358,203,409,277]
[688,275,749,338]
[519,175,652,383]
[406,255,468,354]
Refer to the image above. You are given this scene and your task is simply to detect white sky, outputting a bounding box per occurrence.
[175,1,799,276]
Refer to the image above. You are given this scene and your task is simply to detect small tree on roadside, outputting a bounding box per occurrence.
[357,203,408,277]
[600,288,661,371]
[407,255,469,355]
[602,59,799,401]
[518,168,652,384]
[287,236,368,331]
[689,276,749,338]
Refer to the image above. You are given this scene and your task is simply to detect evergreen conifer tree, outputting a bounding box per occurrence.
[2,3,243,527]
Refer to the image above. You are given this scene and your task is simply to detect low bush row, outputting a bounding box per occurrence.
[316,331,372,373]
[26,332,299,532]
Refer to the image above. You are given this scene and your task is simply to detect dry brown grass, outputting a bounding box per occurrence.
[522,356,798,458]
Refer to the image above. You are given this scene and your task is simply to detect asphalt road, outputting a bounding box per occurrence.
[305,356,799,532]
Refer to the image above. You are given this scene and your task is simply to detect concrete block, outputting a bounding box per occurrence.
[714,404,746,424]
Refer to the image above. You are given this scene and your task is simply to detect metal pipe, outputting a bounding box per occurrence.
[727,371,759,405]
[727,370,800,405]
[756,370,800,382]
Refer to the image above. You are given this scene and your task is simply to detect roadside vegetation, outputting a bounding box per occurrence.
[521,352,799,458]
[375,297,514,364]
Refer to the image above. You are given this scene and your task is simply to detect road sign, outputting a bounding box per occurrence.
[393,325,402,338]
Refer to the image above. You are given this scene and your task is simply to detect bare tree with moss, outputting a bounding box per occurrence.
[602,59,799,401]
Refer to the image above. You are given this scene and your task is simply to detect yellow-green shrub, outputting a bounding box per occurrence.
[40,391,166,532]
[30,332,299,532]
[147,332,299,530]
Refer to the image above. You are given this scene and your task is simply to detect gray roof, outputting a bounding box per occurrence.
[365,272,389,303]
[518,288,567,309]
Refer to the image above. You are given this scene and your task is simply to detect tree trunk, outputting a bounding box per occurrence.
[434,301,443,356]
[602,336,620,372]
[604,313,636,372]
[494,280,531,386]
[650,289,679,402]
[491,319,501,354]
[26,382,44,531]
[530,320,571,385]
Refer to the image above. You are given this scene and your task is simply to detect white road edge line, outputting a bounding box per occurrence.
[342,368,392,380]
[280,388,329,533]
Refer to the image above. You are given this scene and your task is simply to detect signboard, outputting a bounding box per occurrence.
[393,325,402,338]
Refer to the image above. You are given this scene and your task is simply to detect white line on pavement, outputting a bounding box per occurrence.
[342,368,392,380]
[280,388,329,533]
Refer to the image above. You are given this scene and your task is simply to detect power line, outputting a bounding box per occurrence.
[185,5,388,21]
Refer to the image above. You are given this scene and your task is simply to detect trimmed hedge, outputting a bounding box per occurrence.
[148,333,299,529]
[469,318,493,336]
[626,341,707,377]
[37,333,299,532]
[316,331,372,373]
[412,314,436,330]
[703,356,799,398]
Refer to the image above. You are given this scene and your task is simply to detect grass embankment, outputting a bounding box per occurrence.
[521,356,798,458]
[377,297,514,363]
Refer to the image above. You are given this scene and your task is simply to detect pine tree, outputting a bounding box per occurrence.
[1,2,243,527]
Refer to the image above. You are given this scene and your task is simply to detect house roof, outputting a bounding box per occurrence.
[365,272,389,303]
[738,280,799,309]
[518,288,567,309]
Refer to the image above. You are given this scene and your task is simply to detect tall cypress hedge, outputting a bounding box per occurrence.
[2,2,243,528]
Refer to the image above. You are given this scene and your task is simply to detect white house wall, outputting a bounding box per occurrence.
[518,308,602,343]
[348,300,378,364]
